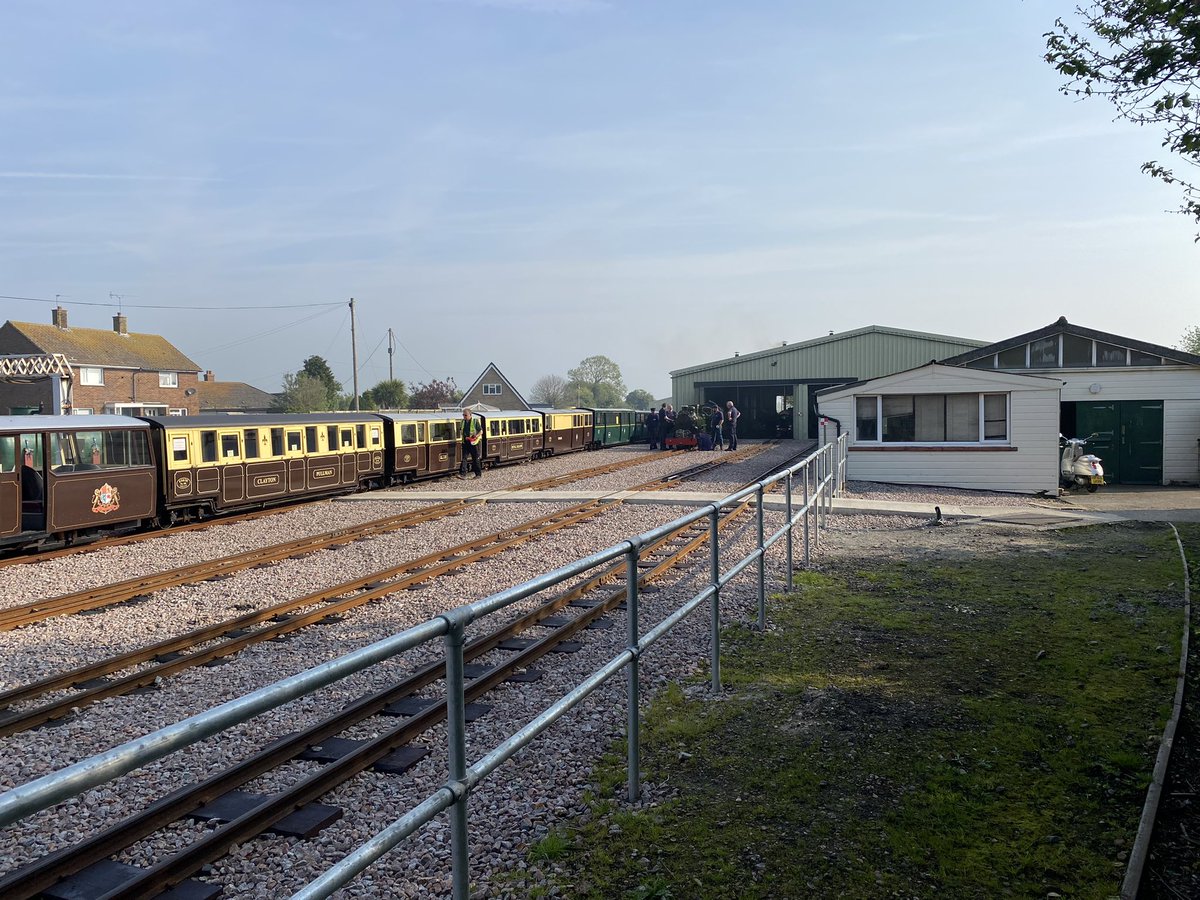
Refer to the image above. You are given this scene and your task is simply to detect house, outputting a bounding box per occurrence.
[941,318,1200,486]
[195,371,278,413]
[669,326,987,440]
[817,364,1064,493]
[460,363,531,411]
[0,307,203,416]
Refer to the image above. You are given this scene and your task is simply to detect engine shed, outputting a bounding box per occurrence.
[669,326,986,440]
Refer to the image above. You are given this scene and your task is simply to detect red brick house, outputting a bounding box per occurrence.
[196,371,278,413]
[0,307,204,416]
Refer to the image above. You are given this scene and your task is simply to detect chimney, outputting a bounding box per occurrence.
[205,370,215,382]
[51,306,68,329]
[113,313,128,335]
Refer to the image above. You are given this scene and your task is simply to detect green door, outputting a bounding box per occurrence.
[1118,401,1164,484]
[1073,400,1163,485]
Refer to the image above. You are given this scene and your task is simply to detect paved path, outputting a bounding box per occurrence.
[345,482,1200,525]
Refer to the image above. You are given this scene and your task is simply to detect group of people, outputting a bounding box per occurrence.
[645,401,738,451]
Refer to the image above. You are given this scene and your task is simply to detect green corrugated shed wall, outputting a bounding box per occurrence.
[670,325,986,437]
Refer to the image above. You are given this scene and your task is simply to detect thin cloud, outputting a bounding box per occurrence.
[0,171,214,182]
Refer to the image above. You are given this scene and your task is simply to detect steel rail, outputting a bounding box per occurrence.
[0,506,744,899]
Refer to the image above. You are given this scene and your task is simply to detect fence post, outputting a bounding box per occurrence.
[785,472,794,586]
[756,484,766,630]
[803,462,811,568]
[709,508,721,692]
[625,546,641,802]
[444,622,470,900]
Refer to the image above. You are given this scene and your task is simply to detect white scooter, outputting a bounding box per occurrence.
[1060,434,1105,493]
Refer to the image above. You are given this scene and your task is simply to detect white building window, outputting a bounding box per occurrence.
[159,372,179,388]
[72,408,94,415]
[79,367,104,386]
[168,408,187,416]
[482,383,502,396]
[107,402,168,417]
[854,393,1008,443]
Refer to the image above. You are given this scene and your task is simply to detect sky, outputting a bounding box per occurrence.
[1,0,1196,401]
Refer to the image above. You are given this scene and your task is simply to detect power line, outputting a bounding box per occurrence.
[195,307,342,354]
[0,293,345,310]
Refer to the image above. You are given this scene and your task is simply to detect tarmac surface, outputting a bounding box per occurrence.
[347,483,1200,526]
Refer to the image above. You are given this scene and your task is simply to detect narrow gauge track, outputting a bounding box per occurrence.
[0,446,766,736]
[0,499,753,900]
[0,447,724,632]
[0,445,667,570]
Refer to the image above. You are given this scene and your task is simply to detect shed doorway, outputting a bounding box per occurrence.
[1064,400,1164,485]
[701,386,795,439]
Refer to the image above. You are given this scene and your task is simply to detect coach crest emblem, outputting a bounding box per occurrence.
[92,483,121,515]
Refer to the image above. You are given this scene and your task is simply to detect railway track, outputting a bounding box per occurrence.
[0,446,668,570]
[0,445,766,735]
[0,447,753,632]
[0,499,753,899]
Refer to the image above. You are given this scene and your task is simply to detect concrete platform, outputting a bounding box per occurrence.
[338,487,1120,527]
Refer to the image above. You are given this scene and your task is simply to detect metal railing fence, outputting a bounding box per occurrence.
[0,434,848,900]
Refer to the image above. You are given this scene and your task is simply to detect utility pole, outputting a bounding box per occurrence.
[387,328,396,382]
[349,298,360,411]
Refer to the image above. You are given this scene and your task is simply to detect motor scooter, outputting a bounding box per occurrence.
[1059,434,1105,493]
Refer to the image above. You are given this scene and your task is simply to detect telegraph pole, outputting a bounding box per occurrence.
[349,298,360,411]
[387,328,396,382]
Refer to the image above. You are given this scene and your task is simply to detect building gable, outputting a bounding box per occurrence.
[460,362,531,410]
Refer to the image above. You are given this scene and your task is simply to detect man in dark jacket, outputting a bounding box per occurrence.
[709,406,724,451]
[646,408,660,450]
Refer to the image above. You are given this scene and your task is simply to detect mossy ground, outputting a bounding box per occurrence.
[502,522,1195,899]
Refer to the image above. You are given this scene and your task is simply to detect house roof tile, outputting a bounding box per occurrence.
[1,321,202,371]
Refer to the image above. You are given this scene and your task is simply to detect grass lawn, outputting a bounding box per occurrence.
[507,522,1195,900]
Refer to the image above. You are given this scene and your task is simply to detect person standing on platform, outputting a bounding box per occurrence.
[646,407,660,450]
[662,404,676,449]
[709,405,724,451]
[459,408,483,479]
[724,401,740,450]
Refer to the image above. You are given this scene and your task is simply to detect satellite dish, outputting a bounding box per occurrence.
[184,388,197,396]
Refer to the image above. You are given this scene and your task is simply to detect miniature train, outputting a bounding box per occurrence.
[0,407,648,552]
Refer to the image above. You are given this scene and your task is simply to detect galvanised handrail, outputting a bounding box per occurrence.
[0,435,847,900]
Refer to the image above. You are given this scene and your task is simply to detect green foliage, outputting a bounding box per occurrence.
[528,830,573,863]
[568,355,626,408]
[408,377,461,409]
[361,378,409,410]
[300,355,342,398]
[1181,324,1200,353]
[625,389,655,410]
[1045,1,1200,234]
[273,372,335,413]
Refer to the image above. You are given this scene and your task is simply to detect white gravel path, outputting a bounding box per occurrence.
[0,445,943,899]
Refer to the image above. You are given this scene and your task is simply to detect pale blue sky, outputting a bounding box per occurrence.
[1,0,1195,399]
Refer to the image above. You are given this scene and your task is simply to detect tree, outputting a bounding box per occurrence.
[361,379,409,410]
[1181,325,1200,353]
[301,356,342,397]
[530,374,569,407]
[567,355,626,409]
[625,389,655,410]
[1045,2,1200,234]
[409,377,462,409]
[274,372,331,413]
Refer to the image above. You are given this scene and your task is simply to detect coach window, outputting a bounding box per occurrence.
[326,425,338,449]
[19,434,44,474]
[342,428,354,449]
[172,435,189,463]
[243,429,260,459]
[0,434,15,472]
[220,434,239,459]
[370,425,381,446]
[356,424,366,448]
[489,421,500,437]
[418,423,426,442]
[400,423,416,444]
[287,431,302,453]
[305,427,319,453]
[270,428,284,456]
[511,419,524,435]
[201,431,218,463]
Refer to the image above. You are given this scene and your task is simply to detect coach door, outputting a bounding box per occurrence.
[0,434,18,538]
[285,428,305,492]
[217,431,244,503]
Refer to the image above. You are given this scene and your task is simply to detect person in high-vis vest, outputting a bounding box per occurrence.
[459,408,483,479]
